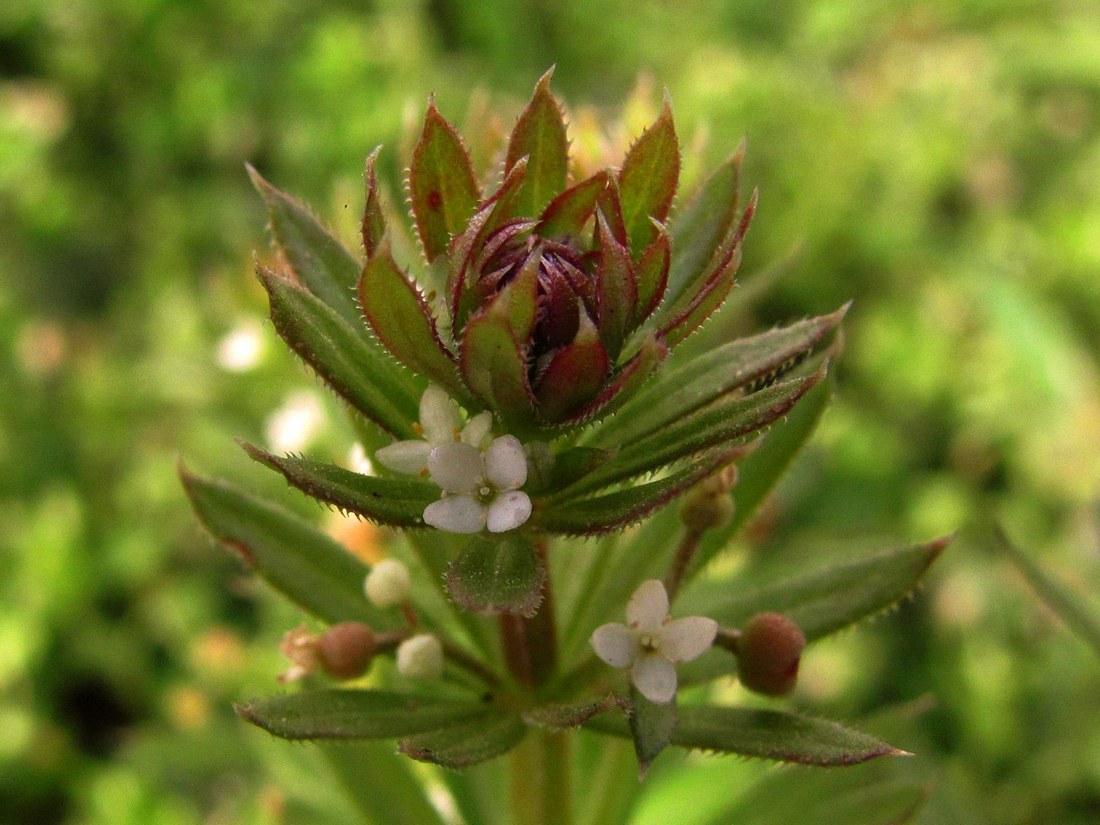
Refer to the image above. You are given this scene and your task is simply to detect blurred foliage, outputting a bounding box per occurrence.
[1,0,1099,823]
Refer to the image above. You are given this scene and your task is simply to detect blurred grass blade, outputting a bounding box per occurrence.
[319,741,450,825]
[180,466,385,626]
[399,713,527,768]
[589,705,905,766]
[237,689,490,740]
[994,525,1100,657]
[260,267,419,438]
[248,164,364,329]
[242,442,437,528]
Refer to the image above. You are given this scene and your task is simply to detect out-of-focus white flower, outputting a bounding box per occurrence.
[396,634,444,681]
[375,385,493,476]
[423,435,531,534]
[216,320,266,372]
[264,391,325,453]
[346,442,374,475]
[364,559,411,608]
[590,579,717,703]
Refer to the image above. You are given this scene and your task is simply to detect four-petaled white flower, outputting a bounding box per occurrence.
[424,435,532,533]
[375,384,494,476]
[590,579,718,703]
[374,385,532,534]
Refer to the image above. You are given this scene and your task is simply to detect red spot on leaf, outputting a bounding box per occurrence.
[427,191,443,211]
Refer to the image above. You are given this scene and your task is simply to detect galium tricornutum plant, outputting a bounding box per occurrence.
[183,70,949,824]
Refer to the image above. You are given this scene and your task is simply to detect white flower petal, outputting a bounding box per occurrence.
[486,490,532,533]
[428,442,483,493]
[460,411,494,449]
[484,435,528,490]
[626,579,669,632]
[375,440,432,475]
[590,623,639,668]
[423,495,485,533]
[658,616,718,663]
[631,654,678,703]
[419,385,462,444]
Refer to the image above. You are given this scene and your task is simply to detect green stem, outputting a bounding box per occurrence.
[500,536,558,689]
[510,729,572,825]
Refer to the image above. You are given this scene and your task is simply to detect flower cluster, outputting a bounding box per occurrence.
[376,385,532,534]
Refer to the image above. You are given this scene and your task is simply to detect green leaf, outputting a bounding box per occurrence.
[523,695,622,729]
[536,171,609,240]
[589,705,905,766]
[993,524,1100,658]
[541,447,744,535]
[399,712,527,769]
[568,369,826,496]
[618,96,680,256]
[629,689,677,778]
[359,243,466,399]
[634,225,670,324]
[691,373,834,574]
[259,268,418,439]
[688,537,951,643]
[409,100,481,262]
[545,446,613,493]
[180,467,384,625]
[595,211,638,360]
[446,535,546,617]
[560,334,668,427]
[248,164,364,328]
[241,443,438,528]
[506,67,569,218]
[361,146,386,259]
[460,298,536,429]
[662,144,744,312]
[237,689,490,740]
[595,307,846,448]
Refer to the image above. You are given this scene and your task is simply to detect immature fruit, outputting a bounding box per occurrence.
[737,612,805,697]
[317,621,376,680]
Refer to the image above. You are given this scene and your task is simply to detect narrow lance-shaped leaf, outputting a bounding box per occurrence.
[557,333,668,428]
[237,689,491,740]
[596,306,846,448]
[180,466,387,626]
[399,712,527,769]
[634,222,670,325]
[242,442,438,529]
[540,446,748,535]
[595,210,638,360]
[618,95,680,256]
[661,142,744,313]
[409,100,481,262]
[506,66,569,218]
[629,689,677,779]
[259,268,418,439]
[318,742,449,825]
[248,164,364,329]
[460,292,537,430]
[446,535,546,618]
[535,171,609,240]
[361,146,386,258]
[359,242,467,400]
[688,537,952,643]
[588,705,906,767]
[567,368,825,496]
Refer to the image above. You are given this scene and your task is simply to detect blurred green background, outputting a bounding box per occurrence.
[2,0,1099,823]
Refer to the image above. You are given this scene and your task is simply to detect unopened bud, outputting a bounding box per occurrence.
[364,559,411,607]
[736,612,806,697]
[317,621,376,680]
[679,466,737,532]
[396,634,444,681]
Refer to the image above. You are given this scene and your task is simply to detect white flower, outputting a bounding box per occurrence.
[264,391,325,453]
[590,579,718,703]
[364,559,411,608]
[396,634,444,681]
[375,385,493,475]
[423,435,532,533]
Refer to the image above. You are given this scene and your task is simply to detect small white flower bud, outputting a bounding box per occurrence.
[364,559,411,607]
[396,634,444,681]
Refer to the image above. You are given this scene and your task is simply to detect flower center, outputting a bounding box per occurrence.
[639,634,660,653]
